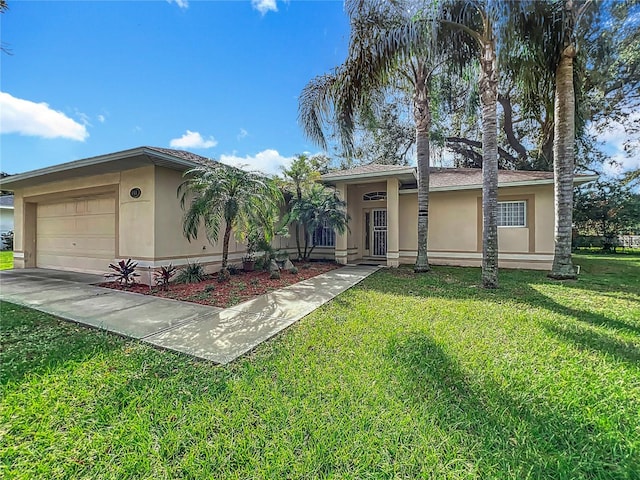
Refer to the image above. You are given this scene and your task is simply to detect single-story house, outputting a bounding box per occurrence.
[0,146,596,280]
[0,195,14,250]
[316,164,597,270]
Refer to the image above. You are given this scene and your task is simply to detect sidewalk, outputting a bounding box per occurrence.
[0,265,378,364]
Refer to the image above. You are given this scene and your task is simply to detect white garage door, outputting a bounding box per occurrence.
[37,194,116,273]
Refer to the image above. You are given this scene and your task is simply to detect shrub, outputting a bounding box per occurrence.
[105,259,140,286]
[217,269,231,283]
[1,231,13,250]
[255,257,268,271]
[204,284,215,293]
[227,264,241,275]
[154,264,177,291]
[175,261,206,284]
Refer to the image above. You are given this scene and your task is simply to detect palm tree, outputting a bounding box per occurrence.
[178,164,283,275]
[299,0,462,273]
[289,184,350,261]
[549,0,583,279]
[509,0,594,279]
[437,0,508,288]
[281,154,322,260]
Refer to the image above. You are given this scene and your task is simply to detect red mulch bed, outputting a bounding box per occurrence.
[99,261,341,308]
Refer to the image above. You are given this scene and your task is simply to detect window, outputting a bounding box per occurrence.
[498,201,526,227]
[312,220,335,247]
[363,191,387,201]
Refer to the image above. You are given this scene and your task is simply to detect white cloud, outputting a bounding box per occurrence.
[0,91,88,141]
[237,128,248,140]
[97,114,106,123]
[170,130,218,149]
[252,0,278,15]
[76,110,92,126]
[168,0,189,9]
[219,149,294,175]
[603,153,640,177]
[594,111,640,176]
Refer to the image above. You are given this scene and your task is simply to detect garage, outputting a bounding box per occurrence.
[36,194,116,274]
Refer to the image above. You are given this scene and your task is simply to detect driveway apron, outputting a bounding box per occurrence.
[0,265,378,364]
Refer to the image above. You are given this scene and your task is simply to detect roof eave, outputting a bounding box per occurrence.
[0,147,206,190]
[321,168,417,185]
[398,174,599,193]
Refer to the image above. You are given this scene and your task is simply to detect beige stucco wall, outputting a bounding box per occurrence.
[428,190,479,252]
[327,181,555,270]
[119,166,155,259]
[153,166,262,267]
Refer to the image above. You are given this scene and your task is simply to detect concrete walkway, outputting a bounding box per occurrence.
[0,265,378,364]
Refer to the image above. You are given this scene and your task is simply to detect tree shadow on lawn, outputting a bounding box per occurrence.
[0,301,124,387]
[360,266,640,364]
[386,331,638,478]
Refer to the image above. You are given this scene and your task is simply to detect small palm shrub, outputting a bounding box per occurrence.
[175,261,205,284]
[154,264,177,291]
[105,259,140,286]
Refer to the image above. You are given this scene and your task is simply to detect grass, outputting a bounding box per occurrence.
[0,250,12,270]
[1,253,639,479]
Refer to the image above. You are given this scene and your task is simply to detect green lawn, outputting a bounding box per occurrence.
[0,251,12,270]
[1,254,638,479]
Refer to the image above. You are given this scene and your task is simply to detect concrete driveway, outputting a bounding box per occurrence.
[0,266,378,364]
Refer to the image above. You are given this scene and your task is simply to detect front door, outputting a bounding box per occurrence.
[371,209,387,257]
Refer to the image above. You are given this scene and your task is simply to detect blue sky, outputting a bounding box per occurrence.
[1,0,637,178]
[1,0,350,174]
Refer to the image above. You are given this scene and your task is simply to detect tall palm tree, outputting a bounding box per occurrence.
[510,0,595,279]
[178,164,283,275]
[437,0,507,288]
[299,0,461,273]
[549,0,582,279]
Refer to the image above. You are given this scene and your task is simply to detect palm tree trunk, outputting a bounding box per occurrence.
[221,223,232,272]
[414,69,431,273]
[549,0,577,280]
[294,224,302,260]
[480,36,499,289]
[295,187,303,260]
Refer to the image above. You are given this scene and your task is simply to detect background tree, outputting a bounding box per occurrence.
[574,180,640,251]
[1,0,11,55]
[346,88,416,167]
[178,164,283,277]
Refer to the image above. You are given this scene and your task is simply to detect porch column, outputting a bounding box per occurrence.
[387,177,400,267]
[335,182,348,265]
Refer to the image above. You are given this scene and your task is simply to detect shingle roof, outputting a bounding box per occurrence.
[144,146,217,167]
[0,195,14,207]
[321,163,413,179]
[323,165,596,189]
[430,168,554,188]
